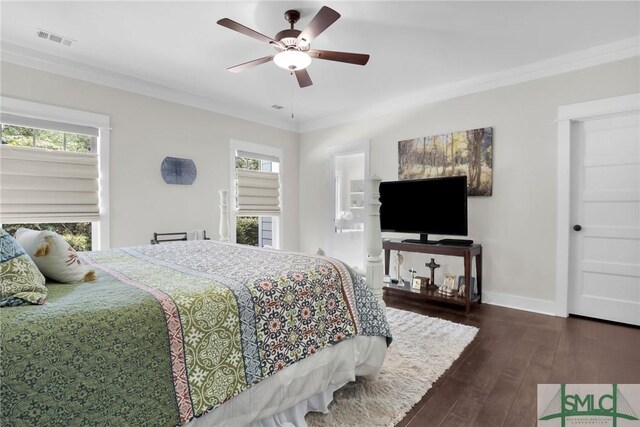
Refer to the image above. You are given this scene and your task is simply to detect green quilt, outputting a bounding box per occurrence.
[1,241,390,426]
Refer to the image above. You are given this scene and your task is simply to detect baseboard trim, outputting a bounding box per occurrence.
[482,291,558,316]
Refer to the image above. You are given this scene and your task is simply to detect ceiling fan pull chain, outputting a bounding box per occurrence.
[291,86,295,119]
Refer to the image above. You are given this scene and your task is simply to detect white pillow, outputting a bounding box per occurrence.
[15,228,95,283]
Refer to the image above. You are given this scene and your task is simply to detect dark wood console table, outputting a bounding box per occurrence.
[383,240,482,314]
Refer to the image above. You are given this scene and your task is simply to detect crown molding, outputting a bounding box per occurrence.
[2,37,638,134]
[300,36,640,133]
[0,41,299,133]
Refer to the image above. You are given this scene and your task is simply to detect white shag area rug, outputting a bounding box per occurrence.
[306,307,478,427]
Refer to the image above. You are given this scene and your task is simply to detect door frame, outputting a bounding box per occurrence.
[555,93,640,317]
[325,140,370,265]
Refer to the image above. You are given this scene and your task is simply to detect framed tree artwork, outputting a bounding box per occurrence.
[398,127,493,196]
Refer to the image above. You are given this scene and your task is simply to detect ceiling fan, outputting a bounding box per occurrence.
[217,6,370,88]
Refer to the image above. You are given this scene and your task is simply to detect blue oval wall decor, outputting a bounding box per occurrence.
[161,157,197,185]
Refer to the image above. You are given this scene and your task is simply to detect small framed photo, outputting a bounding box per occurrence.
[443,274,456,290]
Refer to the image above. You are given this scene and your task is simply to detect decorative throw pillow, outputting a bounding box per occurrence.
[0,228,48,306]
[15,228,95,283]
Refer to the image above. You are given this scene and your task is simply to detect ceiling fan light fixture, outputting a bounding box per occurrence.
[218,6,368,88]
[274,50,311,71]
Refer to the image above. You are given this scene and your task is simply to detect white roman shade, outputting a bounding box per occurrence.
[235,169,280,216]
[0,145,100,223]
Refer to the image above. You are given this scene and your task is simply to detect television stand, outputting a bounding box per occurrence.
[402,238,439,245]
[383,240,482,314]
[438,238,474,246]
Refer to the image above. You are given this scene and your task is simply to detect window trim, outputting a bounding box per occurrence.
[229,139,283,249]
[1,97,110,250]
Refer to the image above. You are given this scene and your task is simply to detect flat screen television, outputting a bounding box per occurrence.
[379,176,468,244]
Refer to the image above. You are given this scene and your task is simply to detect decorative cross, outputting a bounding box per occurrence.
[425,258,440,287]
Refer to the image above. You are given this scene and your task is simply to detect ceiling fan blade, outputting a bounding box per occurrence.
[294,69,313,88]
[296,6,340,47]
[217,18,285,49]
[227,56,274,73]
[308,49,370,65]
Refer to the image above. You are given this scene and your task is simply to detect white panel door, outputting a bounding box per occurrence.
[569,112,640,325]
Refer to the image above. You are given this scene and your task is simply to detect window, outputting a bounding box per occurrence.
[1,124,95,152]
[230,141,283,249]
[0,97,110,250]
[0,223,92,251]
[1,124,97,250]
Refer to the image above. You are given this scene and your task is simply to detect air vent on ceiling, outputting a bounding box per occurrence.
[271,105,284,110]
[35,29,75,47]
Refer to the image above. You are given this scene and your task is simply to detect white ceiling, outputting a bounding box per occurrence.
[1,1,639,132]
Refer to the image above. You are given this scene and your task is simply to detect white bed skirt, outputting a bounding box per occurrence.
[248,381,344,427]
[187,335,387,427]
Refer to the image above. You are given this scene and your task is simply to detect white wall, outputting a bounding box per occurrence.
[3,57,638,310]
[0,62,299,250]
[299,58,639,308]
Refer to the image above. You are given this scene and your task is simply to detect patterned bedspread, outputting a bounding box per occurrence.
[1,241,391,426]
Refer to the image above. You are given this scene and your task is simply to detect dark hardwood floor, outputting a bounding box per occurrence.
[386,295,640,427]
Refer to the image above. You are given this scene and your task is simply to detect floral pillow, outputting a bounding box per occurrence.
[15,228,95,283]
[0,228,48,306]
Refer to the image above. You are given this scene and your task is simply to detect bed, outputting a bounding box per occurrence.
[1,178,390,426]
